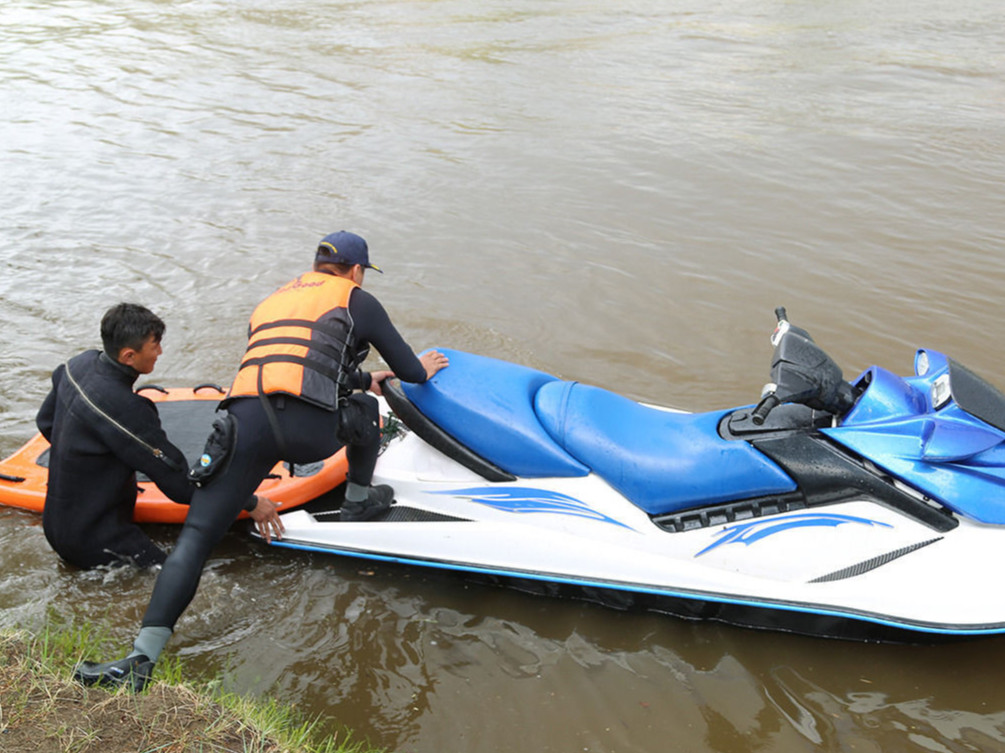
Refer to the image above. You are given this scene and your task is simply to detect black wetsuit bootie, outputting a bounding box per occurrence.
[341,484,394,522]
[74,654,154,693]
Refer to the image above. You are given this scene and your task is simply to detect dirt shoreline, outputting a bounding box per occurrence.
[0,630,370,753]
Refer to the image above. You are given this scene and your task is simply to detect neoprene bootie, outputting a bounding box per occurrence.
[341,484,394,522]
[74,654,154,693]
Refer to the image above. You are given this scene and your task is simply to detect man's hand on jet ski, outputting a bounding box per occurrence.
[420,349,450,380]
[365,350,449,398]
[368,371,395,397]
[249,495,284,543]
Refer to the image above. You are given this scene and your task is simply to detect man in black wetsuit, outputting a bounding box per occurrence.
[36,303,280,569]
[75,231,449,691]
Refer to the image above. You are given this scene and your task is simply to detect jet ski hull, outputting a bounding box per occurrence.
[267,426,1005,641]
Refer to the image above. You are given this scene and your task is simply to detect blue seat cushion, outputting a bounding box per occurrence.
[534,381,796,515]
[401,349,588,478]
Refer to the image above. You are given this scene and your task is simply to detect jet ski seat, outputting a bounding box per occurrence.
[401,350,589,478]
[401,349,795,516]
[534,381,796,515]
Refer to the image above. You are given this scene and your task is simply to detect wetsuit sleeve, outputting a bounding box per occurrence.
[349,289,429,385]
[35,366,63,441]
[137,446,195,506]
[85,397,195,506]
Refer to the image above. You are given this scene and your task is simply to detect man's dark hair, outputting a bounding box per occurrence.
[100,303,165,359]
[314,260,355,276]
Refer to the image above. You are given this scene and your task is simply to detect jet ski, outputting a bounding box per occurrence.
[263,308,1005,642]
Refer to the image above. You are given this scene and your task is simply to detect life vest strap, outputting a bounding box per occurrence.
[244,335,347,364]
[238,353,344,385]
[249,318,349,341]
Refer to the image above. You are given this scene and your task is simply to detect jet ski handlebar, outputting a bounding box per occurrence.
[751,307,857,426]
[750,392,781,426]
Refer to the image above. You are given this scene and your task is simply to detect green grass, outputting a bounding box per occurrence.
[0,622,380,753]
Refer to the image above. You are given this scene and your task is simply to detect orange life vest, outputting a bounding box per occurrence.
[228,272,365,410]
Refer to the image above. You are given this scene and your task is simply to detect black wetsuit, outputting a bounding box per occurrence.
[36,350,193,569]
[141,286,428,630]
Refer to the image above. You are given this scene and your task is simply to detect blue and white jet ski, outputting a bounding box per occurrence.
[265,308,1005,641]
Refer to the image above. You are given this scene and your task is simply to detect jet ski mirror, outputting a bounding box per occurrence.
[751,307,857,425]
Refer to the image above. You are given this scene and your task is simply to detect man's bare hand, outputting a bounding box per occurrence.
[249,496,284,543]
[420,350,450,381]
[368,370,394,396]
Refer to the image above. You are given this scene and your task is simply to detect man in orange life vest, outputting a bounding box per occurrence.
[75,231,449,690]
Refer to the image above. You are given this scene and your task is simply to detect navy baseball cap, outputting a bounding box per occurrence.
[315,231,382,272]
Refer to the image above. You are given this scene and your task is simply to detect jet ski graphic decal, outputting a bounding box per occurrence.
[433,487,633,529]
[696,513,892,557]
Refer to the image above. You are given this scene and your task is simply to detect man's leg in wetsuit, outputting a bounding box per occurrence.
[73,425,270,694]
[136,397,342,656]
[104,525,168,568]
[53,524,167,570]
[74,397,340,691]
[138,398,281,637]
[341,393,393,521]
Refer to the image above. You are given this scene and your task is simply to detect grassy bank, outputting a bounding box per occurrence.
[0,625,378,753]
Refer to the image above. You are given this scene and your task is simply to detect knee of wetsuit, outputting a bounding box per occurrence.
[336,393,380,445]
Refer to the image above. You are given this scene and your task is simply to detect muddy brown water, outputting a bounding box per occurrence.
[2,1,1005,750]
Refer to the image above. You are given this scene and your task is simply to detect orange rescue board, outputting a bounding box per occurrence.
[0,384,347,524]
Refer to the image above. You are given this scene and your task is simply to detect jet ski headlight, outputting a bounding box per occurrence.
[931,373,952,409]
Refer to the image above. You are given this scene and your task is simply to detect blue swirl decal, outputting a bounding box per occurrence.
[432,487,632,529]
[696,513,892,557]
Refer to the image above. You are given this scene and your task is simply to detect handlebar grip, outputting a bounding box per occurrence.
[774,306,788,323]
[751,393,781,425]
